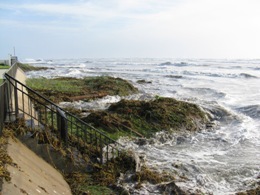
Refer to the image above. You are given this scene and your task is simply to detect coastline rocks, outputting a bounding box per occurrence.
[83,97,210,139]
[159,181,186,195]
[27,76,139,103]
[136,79,152,84]
[134,138,148,146]
[160,62,172,65]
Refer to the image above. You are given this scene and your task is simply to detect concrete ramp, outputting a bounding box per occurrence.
[1,137,72,195]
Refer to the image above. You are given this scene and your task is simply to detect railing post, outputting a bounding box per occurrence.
[57,108,68,145]
[14,81,19,118]
[100,138,103,164]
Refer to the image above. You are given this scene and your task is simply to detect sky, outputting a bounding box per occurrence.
[1,0,260,59]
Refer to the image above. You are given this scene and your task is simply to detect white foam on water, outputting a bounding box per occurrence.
[25,58,260,194]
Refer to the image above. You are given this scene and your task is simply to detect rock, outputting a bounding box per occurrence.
[176,136,186,145]
[112,184,130,195]
[84,97,210,139]
[135,138,148,146]
[136,79,152,84]
[159,181,186,195]
[160,62,172,65]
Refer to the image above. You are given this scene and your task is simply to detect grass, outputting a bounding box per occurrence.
[26,76,138,103]
[0,79,3,84]
[27,78,82,94]
[0,65,9,69]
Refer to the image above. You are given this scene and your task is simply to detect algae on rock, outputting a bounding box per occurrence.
[26,76,138,103]
[83,97,210,139]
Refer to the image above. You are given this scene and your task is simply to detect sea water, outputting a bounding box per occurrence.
[24,58,260,194]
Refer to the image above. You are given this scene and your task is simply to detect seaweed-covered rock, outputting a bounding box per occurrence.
[27,76,138,103]
[83,76,138,97]
[236,186,260,195]
[159,181,186,195]
[83,97,209,138]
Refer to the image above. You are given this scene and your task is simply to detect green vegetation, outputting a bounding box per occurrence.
[27,78,82,94]
[83,97,209,139]
[17,63,48,72]
[84,76,138,96]
[27,75,209,141]
[4,120,173,195]
[236,186,260,195]
[0,129,15,185]
[0,64,9,69]
[27,76,138,103]
[0,79,3,84]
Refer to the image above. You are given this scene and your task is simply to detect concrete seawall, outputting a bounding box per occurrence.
[1,64,72,195]
[2,137,72,195]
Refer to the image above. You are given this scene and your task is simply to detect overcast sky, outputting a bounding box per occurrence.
[1,0,260,59]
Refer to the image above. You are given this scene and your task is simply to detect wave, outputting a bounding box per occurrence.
[182,70,232,78]
[237,105,260,118]
[239,73,258,79]
[159,61,190,66]
[165,75,183,79]
[59,95,122,111]
[184,87,226,99]
[202,103,240,124]
[23,58,49,64]
[181,70,258,79]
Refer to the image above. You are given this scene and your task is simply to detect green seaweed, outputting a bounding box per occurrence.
[83,97,209,139]
[26,76,138,103]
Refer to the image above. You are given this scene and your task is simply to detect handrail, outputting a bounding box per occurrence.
[3,72,122,163]
[4,72,120,144]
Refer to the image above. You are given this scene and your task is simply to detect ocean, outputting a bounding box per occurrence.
[23,58,260,194]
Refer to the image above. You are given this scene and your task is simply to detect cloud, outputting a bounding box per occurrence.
[1,0,260,58]
[109,0,260,57]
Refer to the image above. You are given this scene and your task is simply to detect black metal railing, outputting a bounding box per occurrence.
[4,72,122,164]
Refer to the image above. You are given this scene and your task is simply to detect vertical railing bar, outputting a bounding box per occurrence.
[22,86,25,114]
[7,81,12,121]
[44,105,47,128]
[95,131,97,151]
[70,116,73,136]
[83,125,87,147]
[106,139,109,163]
[9,80,13,116]
[76,124,79,147]
[81,123,85,146]
[14,81,19,118]
[100,138,103,164]
[30,94,33,129]
[51,108,54,130]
